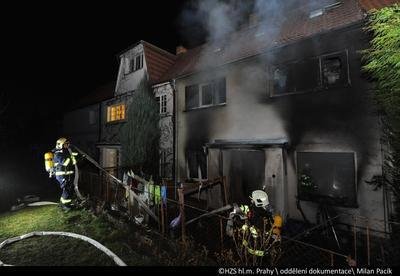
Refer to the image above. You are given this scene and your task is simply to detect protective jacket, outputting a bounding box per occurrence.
[53,148,77,176]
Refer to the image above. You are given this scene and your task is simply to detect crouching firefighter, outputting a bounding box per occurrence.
[46,137,79,211]
[226,190,283,262]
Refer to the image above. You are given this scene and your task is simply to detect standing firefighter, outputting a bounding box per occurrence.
[49,137,78,211]
[226,190,283,265]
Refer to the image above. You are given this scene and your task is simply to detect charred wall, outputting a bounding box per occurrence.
[176,24,383,220]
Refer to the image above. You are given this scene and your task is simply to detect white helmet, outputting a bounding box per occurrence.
[56,137,69,150]
[250,190,269,208]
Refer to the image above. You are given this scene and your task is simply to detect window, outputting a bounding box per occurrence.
[89,110,96,125]
[185,85,199,110]
[124,53,143,75]
[107,104,126,122]
[185,77,226,110]
[135,54,143,71]
[321,52,348,88]
[156,95,167,114]
[271,50,349,97]
[272,58,319,96]
[297,152,357,207]
[187,150,207,180]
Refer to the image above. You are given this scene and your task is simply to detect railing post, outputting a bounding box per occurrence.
[178,187,186,242]
[367,219,370,266]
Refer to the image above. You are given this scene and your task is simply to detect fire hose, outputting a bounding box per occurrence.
[0,231,127,266]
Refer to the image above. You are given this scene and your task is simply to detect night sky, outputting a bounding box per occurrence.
[0,1,208,147]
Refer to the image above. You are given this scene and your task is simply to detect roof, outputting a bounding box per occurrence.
[141,41,176,84]
[358,0,399,11]
[70,82,115,110]
[158,0,397,82]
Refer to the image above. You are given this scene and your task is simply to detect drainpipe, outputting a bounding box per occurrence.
[171,79,177,199]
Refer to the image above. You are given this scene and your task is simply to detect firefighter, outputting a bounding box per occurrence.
[53,137,78,211]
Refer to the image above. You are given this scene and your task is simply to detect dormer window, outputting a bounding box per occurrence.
[124,53,143,75]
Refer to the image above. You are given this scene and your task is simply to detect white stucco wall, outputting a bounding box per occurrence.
[115,44,148,95]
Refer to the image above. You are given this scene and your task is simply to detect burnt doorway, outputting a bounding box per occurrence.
[222,149,265,204]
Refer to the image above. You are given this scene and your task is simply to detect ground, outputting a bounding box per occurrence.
[0,205,153,266]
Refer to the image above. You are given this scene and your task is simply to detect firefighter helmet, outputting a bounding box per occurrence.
[56,137,69,149]
[250,190,269,208]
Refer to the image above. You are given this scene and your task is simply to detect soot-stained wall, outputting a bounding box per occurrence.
[176,24,384,222]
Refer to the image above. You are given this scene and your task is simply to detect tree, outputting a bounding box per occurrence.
[120,78,160,178]
[362,4,400,217]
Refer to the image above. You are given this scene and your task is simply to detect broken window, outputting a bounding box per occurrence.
[185,84,199,110]
[297,152,357,207]
[187,150,207,180]
[294,58,320,91]
[185,77,226,110]
[272,59,319,96]
[321,52,348,88]
[271,51,349,96]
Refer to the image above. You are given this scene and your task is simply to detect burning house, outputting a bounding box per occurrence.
[153,0,397,225]
[63,0,397,228]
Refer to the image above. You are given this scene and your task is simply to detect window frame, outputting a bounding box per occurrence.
[124,53,144,76]
[295,150,358,208]
[270,49,350,98]
[185,77,226,111]
[106,103,126,123]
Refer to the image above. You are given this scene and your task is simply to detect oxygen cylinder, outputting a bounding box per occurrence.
[272,215,283,236]
[44,152,54,172]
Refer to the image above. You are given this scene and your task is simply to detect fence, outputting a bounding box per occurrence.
[77,169,400,266]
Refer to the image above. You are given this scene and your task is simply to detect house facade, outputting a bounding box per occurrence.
[63,82,114,159]
[156,0,396,225]
[97,41,176,178]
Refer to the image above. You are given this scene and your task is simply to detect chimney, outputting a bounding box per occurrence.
[176,45,187,55]
[249,13,259,27]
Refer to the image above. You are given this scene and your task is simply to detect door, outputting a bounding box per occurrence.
[222,149,265,205]
[100,148,119,177]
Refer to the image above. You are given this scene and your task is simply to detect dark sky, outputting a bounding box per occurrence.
[0,1,207,145]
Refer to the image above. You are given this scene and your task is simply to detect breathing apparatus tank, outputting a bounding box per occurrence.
[44,152,54,175]
[272,215,283,238]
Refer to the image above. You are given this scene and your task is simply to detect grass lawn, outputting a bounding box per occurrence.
[0,205,158,266]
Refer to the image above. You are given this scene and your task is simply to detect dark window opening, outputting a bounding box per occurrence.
[322,52,348,88]
[187,150,207,179]
[271,50,349,97]
[185,85,199,110]
[214,77,226,104]
[295,59,320,91]
[297,152,357,207]
[135,54,143,71]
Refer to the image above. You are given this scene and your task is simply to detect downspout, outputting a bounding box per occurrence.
[171,79,177,199]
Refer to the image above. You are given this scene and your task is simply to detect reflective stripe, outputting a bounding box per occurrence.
[240,205,249,214]
[72,156,77,165]
[55,171,74,176]
[72,152,78,156]
[63,158,71,166]
[250,226,258,238]
[242,240,264,256]
[54,163,59,166]
[60,197,72,204]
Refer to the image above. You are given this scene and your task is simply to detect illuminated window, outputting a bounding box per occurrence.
[107,104,126,122]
